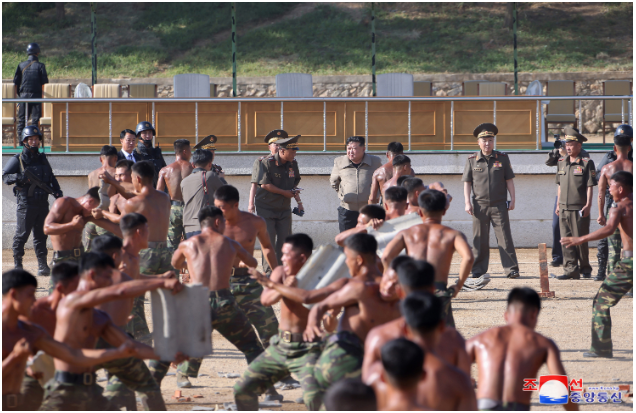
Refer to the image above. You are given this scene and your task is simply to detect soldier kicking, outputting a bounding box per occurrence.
[562,171,632,358]
[234,234,323,410]
[381,189,474,327]
[157,139,193,251]
[150,206,282,400]
[39,252,187,410]
[467,287,576,411]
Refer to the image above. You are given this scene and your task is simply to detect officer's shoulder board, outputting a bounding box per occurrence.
[558,157,565,162]
[497,151,507,156]
[581,157,590,163]
[468,152,478,159]
[267,155,276,162]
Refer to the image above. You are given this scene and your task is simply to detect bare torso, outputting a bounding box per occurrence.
[124,187,171,243]
[29,297,58,336]
[468,324,553,404]
[158,160,193,202]
[224,212,263,266]
[88,165,115,189]
[45,197,88,251]
[271,268,310,333]
[2,321,45,394]
[402,223,460,284]
[121,250,141,280]
[95,271,134,327]
[179,231,240,291]
[615,195,633,251]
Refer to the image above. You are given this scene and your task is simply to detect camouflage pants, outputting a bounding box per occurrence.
[606,209,622,275]
[231,275,279,348]
[39,374,117,411]
[434,281,455,328]
[20,373,44,411]
[84,222,116,252]
[124,296,152,346]
[167,204,184,251]
[139,245,174,276]
[48,251,84,295]
[234,333,323,410]
[590,256,633,357]
[149,289,264,383]
[95,338,166,411]
[313,331,364,400]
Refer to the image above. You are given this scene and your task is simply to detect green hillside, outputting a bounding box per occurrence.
[2,2,632,79]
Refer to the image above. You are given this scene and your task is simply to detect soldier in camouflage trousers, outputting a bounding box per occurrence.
[167,203,184,251]
[19,374,44,410]
[85,222,116,252]
[47,247,84,295]
[149,289,264,384]
[434,281,455,328]
[231,273,279,348]
[596,192,623,281]
[39,372,113,411]
[313,330,365,395]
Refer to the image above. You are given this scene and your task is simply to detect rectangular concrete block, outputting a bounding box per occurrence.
[296,244,350,308]
[368,213,422,255]
[150,283,212,361]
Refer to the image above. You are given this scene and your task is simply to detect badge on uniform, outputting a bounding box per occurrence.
[493,161,502,168]
[288,168,295,178]
[473,168,483,172]
[573,166,583,175]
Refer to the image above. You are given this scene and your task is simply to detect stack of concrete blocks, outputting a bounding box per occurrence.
[275,73,313,97]
[150,283,212,361]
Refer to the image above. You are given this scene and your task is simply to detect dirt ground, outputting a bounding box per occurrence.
[4,247,632,411]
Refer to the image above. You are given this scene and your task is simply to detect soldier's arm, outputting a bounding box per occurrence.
[597,167,609,222]
[233,240,258,268]
[43,199,83,235]
[271,277,349,306]
[96,209,123,225]
[304,280,362,342]
[255,267,285,306]
[335,225,369,247]
[506,179,515,210]
[545,339,578,411]
[248,183,258,213]
[381,230,407,270]
[255,217,278,270]
[361,326,385,385]
[156,168,167,192]
[101,172,136,199]
[368,170,381,204]
[465,335,477,365]
[91,217,123,237]
[463,182,473,215]
[171,242,188,270]
[99,322,164,361]
[36,329,135,366]
[2,156,24,185]
[562,204,623,247]
[452,232,474,297]
[2,338,31,376]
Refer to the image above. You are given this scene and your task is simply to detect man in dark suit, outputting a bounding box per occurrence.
[117,129,141,163]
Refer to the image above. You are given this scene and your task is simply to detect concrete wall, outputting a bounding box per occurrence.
[2,151,606,250]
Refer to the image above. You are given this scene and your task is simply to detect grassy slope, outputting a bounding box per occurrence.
[2,2,632,79]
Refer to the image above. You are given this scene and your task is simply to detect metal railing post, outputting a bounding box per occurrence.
[536,99,540,150]
[450,100,454,151]
[408,101,412,151]
[195,102,199,145]
[493,100,497,150]
[365,100,369,151]
[65,102,69,152]
[323,101,327,152]
[622,99,625,124]
[108,101,112,145]
[630,98,633,126]
[152,101,156,147]
[237,101,242,152]
[25,102,28,129]
[280,101,284,129]
[578,99,582,131]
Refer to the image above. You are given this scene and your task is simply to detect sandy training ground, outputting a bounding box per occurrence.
[5,247,632,411]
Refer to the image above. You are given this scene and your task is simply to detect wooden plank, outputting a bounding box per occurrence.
[538,243,555,298]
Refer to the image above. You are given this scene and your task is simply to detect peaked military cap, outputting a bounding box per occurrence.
[194,135,218,151]
[563,126,587,143]
[473,123,498,138]
[277,134,301,150]
[264,129,288,144]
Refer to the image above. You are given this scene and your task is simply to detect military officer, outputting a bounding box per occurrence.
[462,123,520,279]
[194,135,227,184]
[2,126,62,274]
[555,127,597,280]
[13,43,48,141]
[248,131,281,214]
[134,121,166,186]
[254,131,303,273]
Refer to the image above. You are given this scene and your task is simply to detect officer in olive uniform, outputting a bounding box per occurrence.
[555,127,597,280]
[134,121,166,186]
[248,132,282,214]
[462,123,520,279]
[2,126,62,274]
[255,131,303,273]
[14,43,49,141]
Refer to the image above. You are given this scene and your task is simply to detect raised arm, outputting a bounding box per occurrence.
[252,268,285,306]
[258,275,349,306]
[255,218,278,270]
[101,172,136,199]
[546,340,578,411]
[335,225,368,247]
[562,204,623,247]
[452,232,475,297]
[381,230,407,270]
[43,199,84,235]
[304,280,362,342]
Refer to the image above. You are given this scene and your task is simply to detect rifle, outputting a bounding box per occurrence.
[23,168,60,198]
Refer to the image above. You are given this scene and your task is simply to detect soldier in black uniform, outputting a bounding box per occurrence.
[2,126,62,274]
[134,121,166,186]
[13,43,49,141]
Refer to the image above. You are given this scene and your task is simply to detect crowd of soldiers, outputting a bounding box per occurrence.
[1,105,633,411]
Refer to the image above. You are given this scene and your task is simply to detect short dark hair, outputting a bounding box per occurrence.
[323,378,377,411]
[344,233,377,259]
[115,159,134,170]
[173,139,191,154]
[384,186,408,203]
[198,206,224,228]
[396,175,410,187]
[51,262,79,287]
[284,233,314,256]
[359,204,386,221]
[392,154,411,167]
[120,213,148,237]
[507,287,541,312]
[387,141,404,155]
[614,135,632,147]
[401,291,443,334]
[90,235,123,256]
[86,186,100,202]
[390,255,413,272]
[381,338,424,386]
[80,252,115,274]
[214,185,240,204]
[120,129,136,140]
[2,269,37,295]
[418,189,447,213]
[397,259,435,290]
[100,145,118,157]
[402,177,424,194]
[192,149,213,167]
[611,171,633,191]
[346,136,365,147]
[131,161,155,182]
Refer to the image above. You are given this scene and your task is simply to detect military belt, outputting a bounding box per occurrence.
[327,330,364,348]
[622,250,633,259]
[54,370,96,386]
[280,330,304,343]
[230,267,250,277]
[2,393,23,409]
[170,200,184,207]
[210,288,233,299]
[147,241,166,249]
[53,246,84,259]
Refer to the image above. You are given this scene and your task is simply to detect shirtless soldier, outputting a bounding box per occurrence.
[381,155,413,199]
[382,189,474,327]
[214,185,279,347]
[3,268,134,411]
[562,171,633,358]
[234,234,323,410]
[157,139,193,250]
[39,252,186,411]
[369,142,414,204]
[335,204,385,247]
[305,233,402,402]
[88,145,118,188]
[149,206,279,401]
[378,338,428,411]
[383,186,408,220]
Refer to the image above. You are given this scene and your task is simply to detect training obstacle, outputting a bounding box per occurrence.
[538,243,555,298]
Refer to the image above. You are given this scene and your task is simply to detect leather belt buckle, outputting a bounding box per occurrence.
[73,248,82,257]
[230,268,236,276]
[282,331,292,343]
[6,394,18,409]
[83,372,93,386]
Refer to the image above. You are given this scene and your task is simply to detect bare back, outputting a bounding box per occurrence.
[467,324,555,405]
[124,187,171,242]
[95,271,134,327]
[403,223,461,284]
[178,231,240,291]
[158,160,193,202]
[224,211,264,266]
[44,197,86,251]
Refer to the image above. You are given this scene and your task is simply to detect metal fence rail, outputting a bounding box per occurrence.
[4,95,632,152]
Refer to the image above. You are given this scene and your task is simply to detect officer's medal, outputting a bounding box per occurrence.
[288,168,295,178]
